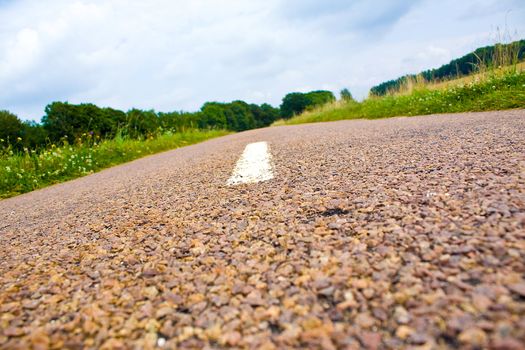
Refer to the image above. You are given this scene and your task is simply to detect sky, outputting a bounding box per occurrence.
[0,0,524,121]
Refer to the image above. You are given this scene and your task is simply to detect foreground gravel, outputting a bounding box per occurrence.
[1,110,524,349]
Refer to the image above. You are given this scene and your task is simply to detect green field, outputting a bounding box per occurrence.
[0,129,229,199]
[274,69,525,125]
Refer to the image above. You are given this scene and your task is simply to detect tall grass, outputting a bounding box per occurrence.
[275,66,525,126]
[0,129,230,199]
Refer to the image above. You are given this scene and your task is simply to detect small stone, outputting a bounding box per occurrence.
[408,333,429,345]
[491,338,524,350]
[472,293,492,312]
[142,268,159,277]
[355,313,375,328]
[86,270,100,279]
[30,330,50,350]
[395,325,414,340]
[318,287,335,296]
[100,338,125,350]
[313,277,330,289]
[4,327,25,337]
[259,341,277,350]
[22,299,40,310]
[372,307,388,321]
[458,327,487,346]
[221,331,242,346]
[508,283,525,297]
[205,324,222,341]
[394,306,410,324]
[144,286,159,299]
[353,279,368,289]
[302,317,322,331]
[155,306,174,319]
[244,291,265,306]
[157,337,166,347]
[265,306,280,320]
[344,291,356,302]
[163,291,182,304]
[337,290,357,310]
[359,331,381,350]
[362,288,375,299]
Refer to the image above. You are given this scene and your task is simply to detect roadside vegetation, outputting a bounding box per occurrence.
[275,39,525,126]
[0,129,229,199]
[274,68,525,125]
[369,39,525,96]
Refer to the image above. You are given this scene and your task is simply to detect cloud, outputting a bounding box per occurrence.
[0,0,524,120]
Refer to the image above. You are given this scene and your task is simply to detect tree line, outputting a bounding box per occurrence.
[370,39,525,96]
[1,89,341,151]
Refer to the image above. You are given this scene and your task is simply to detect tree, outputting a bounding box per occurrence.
[280,90,335,119]
[259,103,279,126]
[21,121,48,149]
[42,102,126,141]
[0,110,24,145]
[125,109,159,138]
[229,100,255,131]
[200,102,228,130]
[280,93,311,119]
[340,88,354,102]
[305,90,336,107]
[250,103,279,128]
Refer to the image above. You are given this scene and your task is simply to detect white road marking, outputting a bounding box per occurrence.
[227,141,274,185]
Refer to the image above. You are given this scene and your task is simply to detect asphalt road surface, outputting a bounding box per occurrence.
[1,110,524,349]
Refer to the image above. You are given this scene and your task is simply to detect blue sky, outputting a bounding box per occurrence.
[1,0,524,121]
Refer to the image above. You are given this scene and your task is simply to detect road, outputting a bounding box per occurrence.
[1,110,524,349]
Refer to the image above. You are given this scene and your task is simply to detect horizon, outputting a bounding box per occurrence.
[1,0,524,121]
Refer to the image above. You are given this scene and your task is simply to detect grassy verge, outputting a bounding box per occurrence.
[274,68,525,126]
[0,129,230,199]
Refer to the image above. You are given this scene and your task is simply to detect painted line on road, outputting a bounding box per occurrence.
[227,141,274,185]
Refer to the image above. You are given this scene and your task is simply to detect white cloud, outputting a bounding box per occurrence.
[0,0,524,120]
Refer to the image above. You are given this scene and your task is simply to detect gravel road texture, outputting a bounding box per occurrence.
[1,110,524,349]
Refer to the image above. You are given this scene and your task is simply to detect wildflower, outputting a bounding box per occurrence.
[17,137,22,141]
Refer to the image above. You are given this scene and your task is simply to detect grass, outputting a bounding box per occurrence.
[428,61,525,91]
[0,129,230,199]
[274,66,525,126]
